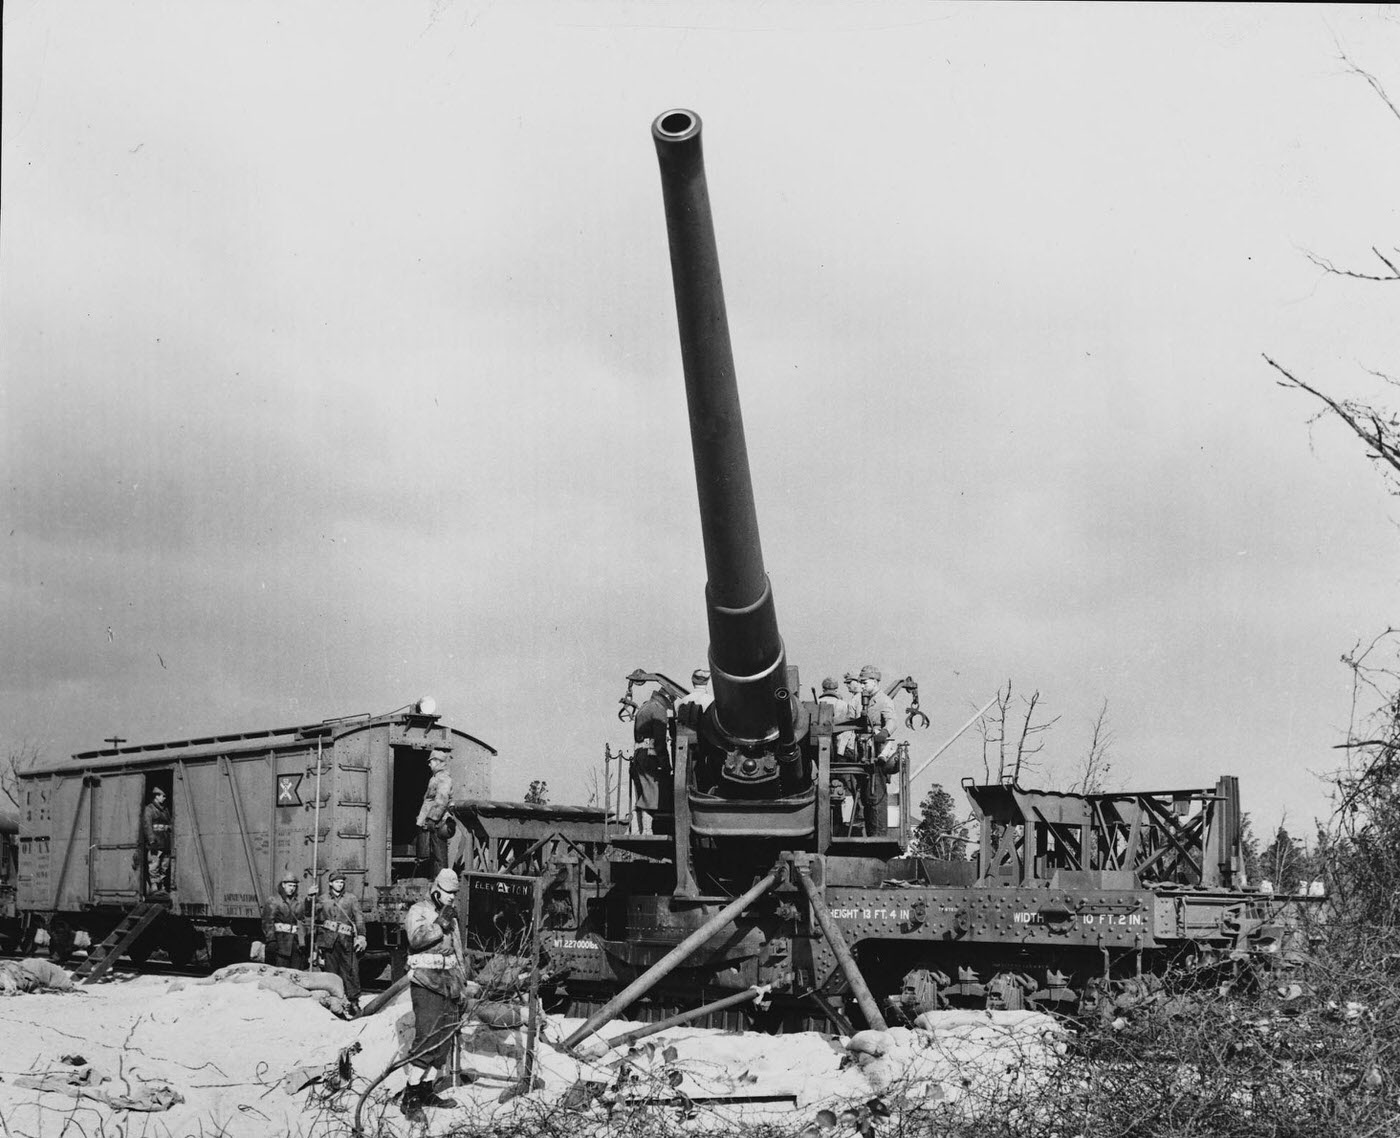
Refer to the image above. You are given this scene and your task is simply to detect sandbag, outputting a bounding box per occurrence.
[475,1001,526,1028]
[845,1029,893,1058]
[0,958,76,995]
[20,958,75,991]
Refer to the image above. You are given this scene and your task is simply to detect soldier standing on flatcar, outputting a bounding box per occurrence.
[399,868,466,1120]
[674,668,714,715]
[857,664,901,837]
[141,787,172,894]
[316,870,366,1016]
[630,687,674,831]
[261,873,305,969]
[415,749,454,879]
[843,670,863,706]
[819,677,859,810]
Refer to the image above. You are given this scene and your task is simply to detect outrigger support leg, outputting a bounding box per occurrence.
[562,865,783,1050]
[795,861,888,1031]
[603,984,771,1050]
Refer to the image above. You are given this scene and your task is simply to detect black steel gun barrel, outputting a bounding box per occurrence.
[652,109,787,748]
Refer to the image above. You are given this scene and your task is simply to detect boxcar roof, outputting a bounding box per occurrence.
[22,708,495,776]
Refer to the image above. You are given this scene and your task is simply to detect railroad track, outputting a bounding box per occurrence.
[0,939,395,991]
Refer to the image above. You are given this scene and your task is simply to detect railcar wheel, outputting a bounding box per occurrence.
[210,936,253,970]
[162,917,205,969]
[47,918,75,962]
[358,951,390,988]
[16,912,38,956]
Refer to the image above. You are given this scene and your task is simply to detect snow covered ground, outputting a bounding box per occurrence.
[0,970,1065,1137]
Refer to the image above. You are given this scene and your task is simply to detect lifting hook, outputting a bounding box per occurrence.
[617,679,639,722]
[904,684,930,730]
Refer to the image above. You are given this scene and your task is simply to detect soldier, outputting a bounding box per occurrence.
[837,673,863,765]
[399,868,466,1120]
[844,671,863,706]
[261,873,305,969]
[415,749,454,879]
[630,687,674,832]
[316,870,367,1016]
[820,676,857,749]
[141,787,172,894]
[856,665,901,837]
[819,677,859,812]
[675,668,714,715]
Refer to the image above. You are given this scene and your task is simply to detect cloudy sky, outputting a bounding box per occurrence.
[4,2,1398,838]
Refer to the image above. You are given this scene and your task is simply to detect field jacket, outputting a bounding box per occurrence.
[404,897,467,1001]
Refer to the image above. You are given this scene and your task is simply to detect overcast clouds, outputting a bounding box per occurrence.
[3,1,1399,836]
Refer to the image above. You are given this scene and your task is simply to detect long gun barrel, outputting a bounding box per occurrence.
[652,109,788,749]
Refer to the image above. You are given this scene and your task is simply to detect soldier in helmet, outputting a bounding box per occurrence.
[415,749,455,879]
[856,665,901,837]
[399,868,467,1120]
[844,670,863,706]
[261,873,305,969]
[819,677,859,812]
[630,687,674,832]
[316,870,367,1016]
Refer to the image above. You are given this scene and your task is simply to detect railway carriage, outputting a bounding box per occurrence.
[14,701,493,973]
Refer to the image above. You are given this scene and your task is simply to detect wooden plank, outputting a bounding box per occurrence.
[221,755,265,908]
[51,779,89,910]
[177,760,215,907]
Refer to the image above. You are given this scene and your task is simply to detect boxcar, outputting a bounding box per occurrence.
[15,701,493,971]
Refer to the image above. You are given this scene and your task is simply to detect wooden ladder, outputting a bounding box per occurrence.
[71,901,167,984]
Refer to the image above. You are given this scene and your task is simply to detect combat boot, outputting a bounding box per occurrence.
[398,1082,426,1122]
[420,1084,459,1110]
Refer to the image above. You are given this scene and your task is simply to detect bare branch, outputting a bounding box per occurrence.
[1,741,42,809]
[1265,355,1400,482]
[1305,248,1400,283]
[1069,698,1114,795]
[1341,49,1400,126]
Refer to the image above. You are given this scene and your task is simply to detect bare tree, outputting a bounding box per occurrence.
[979,680,1059,783]
[1320,629,1400,929]
[583,764,609,812]
[2,741,41,810]
[1066,698,1114,795]
[1266,54,1400,493]
[1268,51,1400,933]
